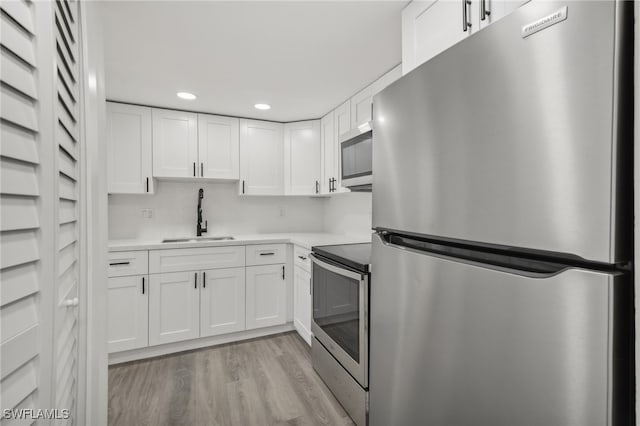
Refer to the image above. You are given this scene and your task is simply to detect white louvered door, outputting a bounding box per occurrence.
[53,0,81,423]
[0,0,43,418]
[1,0,83,424]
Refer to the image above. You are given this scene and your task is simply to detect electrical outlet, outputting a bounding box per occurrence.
[141,209,153,219]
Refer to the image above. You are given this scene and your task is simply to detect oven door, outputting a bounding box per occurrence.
[310,253,369,388]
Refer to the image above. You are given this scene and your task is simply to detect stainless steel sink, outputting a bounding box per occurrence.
[162,236,234,243]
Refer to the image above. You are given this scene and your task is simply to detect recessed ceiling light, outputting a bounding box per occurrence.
[254,103,271,110]
[177,92,196,100]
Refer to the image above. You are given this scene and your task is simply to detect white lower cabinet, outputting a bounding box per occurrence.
[246,264,287,329]
[107,275,149,352]
[293,265,312,345]
[149,271,200,345]
[200,267,246,337]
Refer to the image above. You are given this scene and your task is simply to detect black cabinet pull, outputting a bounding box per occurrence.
[242,180,245,194]
[109,261,130,266]
[201,163,204,177]
[462,0,472,31]
[146,177,149,193]
[194,272,198,289]
[282,265,285,280]
[315,180,319,194]
[481,0,490,20]
[260,252,275,256]
[142,276,145,294]
[193,162,196,177]
[297,255,307,260]
[203,271,206,288]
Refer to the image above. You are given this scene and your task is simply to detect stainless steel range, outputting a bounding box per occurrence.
[310,243,371,426]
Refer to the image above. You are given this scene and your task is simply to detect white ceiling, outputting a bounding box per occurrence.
[100,1,405,122]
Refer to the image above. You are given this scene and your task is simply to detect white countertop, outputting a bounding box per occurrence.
[108,232,372,252]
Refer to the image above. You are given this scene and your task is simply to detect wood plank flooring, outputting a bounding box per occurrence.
[108,332,355,426]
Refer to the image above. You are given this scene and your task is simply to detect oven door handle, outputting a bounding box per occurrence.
[309,253,364,281]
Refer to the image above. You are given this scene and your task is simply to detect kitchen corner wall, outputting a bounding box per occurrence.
[108,181,326,240]
[322,192,373,237]
[108,181,373,241]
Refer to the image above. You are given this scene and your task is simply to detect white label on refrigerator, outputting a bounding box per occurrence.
[522,6,568,38]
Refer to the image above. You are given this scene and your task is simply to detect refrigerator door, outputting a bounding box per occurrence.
[372,0,632,264]
[370,233,628,426]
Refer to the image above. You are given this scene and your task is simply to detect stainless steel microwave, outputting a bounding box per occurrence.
[340,122,372,192]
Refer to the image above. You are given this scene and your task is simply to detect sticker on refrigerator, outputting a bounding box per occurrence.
[522,6,568,38]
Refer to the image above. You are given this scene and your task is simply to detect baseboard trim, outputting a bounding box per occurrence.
[108,323,295,365]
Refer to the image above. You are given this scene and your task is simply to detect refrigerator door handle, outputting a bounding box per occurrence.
[376,232,578,278]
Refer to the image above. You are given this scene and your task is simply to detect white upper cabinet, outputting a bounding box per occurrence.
[350,82,375,130]
[197,114,240,180]
[403,0,525,75]
[402,0,475,75]
[152,108,198,178]
[334,100,352,141]
[320,111,336,194]
[372,64,403,95]
[284,120,321,195]
[239,119,284,195]
[478,0,523,29]
[106,102,153,194]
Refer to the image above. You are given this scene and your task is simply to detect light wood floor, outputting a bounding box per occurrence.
[108,332,355,426]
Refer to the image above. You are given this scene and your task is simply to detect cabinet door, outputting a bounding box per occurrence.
[152,108,198,178]
[239,119,284,195]
[333,101,351,193]
[198,114,240,180]
[106,102,153,194]
[284,120,321,195]
[246,264,287,329]
[372,64,403,96]
[108,275,148,352]
[320,111,335,194]
[293,266,312,346]
[350,83,374,130]
[200,267,245,337]
[149,271,200,345]
[477,0,524,30]
[402,0,474,75]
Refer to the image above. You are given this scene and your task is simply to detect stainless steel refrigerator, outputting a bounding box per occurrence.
[370,1,634,425]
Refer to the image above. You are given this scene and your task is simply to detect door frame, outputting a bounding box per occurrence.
[79,2,109,424]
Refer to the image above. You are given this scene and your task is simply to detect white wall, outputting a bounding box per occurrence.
[108,181,326,240]
[323,192,373,237]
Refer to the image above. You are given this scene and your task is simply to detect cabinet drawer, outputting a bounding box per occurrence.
[293,245,311,272]
[149,246,245,274]
[108,251,148,277]
[245,244,287,266]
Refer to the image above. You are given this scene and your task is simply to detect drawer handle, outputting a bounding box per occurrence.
[259,252,275,256]
[109,261,130,266]
[297,255,308,260]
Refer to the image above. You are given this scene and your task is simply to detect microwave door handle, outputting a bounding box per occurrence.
[309,253,364,282]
